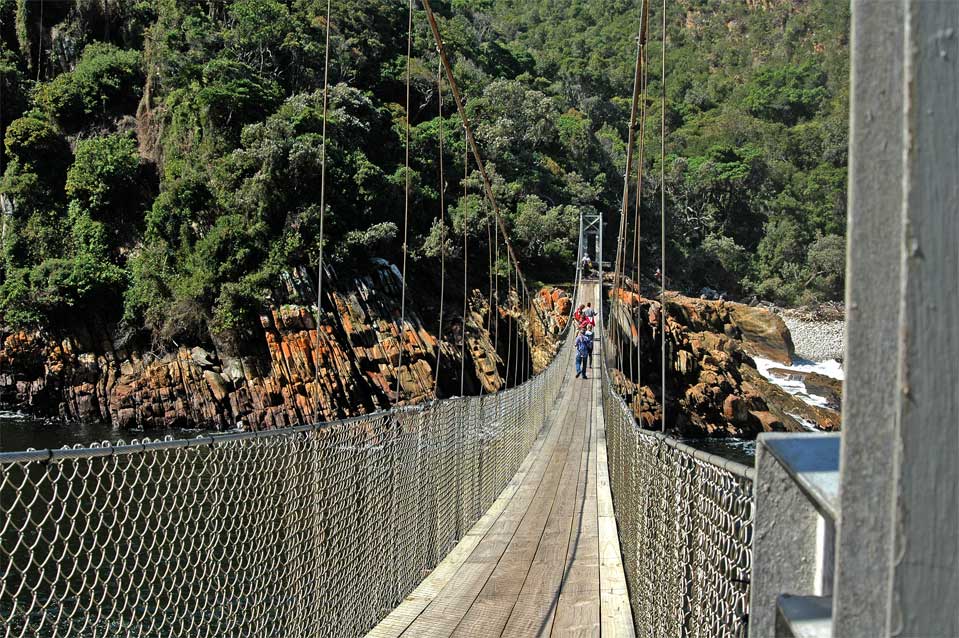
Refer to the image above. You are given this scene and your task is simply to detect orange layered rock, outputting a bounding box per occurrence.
[0,264,570,432]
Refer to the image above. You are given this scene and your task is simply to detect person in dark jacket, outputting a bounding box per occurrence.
[575,330,591,379]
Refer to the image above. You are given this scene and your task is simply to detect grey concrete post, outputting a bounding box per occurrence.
[888,1,958,633]
[832,1,904,634]
[748,437,821,638]
[835,0,958,635]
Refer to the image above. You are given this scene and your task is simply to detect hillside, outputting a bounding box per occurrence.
[0,0,849,426]
[0,1,848,337]
[484,0,850,303]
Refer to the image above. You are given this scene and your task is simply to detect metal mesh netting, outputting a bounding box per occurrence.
[602,360,754,638]
[0,334,572,638]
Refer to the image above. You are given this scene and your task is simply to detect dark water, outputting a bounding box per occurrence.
[683,437,757,466]
[0,410,217,453]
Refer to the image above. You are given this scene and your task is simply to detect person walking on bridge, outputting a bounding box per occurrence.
[575,329,591,379]
[582,302,597,323]
[584,328,594,368]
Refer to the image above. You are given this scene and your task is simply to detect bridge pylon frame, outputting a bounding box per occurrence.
[578,209,603,282]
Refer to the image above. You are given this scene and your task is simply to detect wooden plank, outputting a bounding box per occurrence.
[405,374,583,637]
[553,366,602,637]
[500,378,592,636]
[366,371,573,638]
[593,343,637,637]
[451,394,582,636]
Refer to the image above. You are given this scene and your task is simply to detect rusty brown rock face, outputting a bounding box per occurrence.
[0,264,569,432]
[607,285,840,439]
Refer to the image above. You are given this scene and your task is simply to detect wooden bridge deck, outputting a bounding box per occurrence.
[369,311,635,637]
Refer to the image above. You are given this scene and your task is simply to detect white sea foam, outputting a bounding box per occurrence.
[752,356,843,409]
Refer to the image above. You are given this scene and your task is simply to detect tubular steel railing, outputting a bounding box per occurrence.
[0,322,574,638]
[602,353,755,638]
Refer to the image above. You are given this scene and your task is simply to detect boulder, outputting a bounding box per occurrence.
[191,347,217,368]
[723,395,749,424]
[725,302,795,365]
[203,370,230,402]
[749,410,785,432]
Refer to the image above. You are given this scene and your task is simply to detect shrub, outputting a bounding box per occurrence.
[66,134,141,217]
[36,43,142,130]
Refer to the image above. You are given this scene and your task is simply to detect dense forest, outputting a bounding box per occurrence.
[0,0,849,350]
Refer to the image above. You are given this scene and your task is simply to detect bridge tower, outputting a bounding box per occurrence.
[578,209,603,279]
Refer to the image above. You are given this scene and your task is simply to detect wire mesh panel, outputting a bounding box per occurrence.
[602,362,754,638]
[0,331,573,638]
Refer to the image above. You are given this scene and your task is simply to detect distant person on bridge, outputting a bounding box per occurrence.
[582,303,597,323]
[575,329,591,379]
[574,304,585,324]
[577,302,596,332]
[581,254,592,276]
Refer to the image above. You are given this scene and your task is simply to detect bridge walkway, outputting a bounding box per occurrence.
[369,284,634,637]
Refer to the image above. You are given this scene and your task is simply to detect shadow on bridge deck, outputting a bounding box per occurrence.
[368,284,634,637]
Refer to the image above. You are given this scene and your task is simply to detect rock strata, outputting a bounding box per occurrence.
[0,263,568,431]
[606,279,839,438]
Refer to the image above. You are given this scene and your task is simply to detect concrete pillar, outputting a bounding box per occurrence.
[835,0,958,635]
[832,1,904,634]
[749,437,822,637]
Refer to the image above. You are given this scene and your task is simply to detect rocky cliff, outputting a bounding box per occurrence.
[0,262,570,431]
[607,280,841,438]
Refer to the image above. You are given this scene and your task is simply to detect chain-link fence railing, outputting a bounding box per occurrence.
[0,324,574,638]
[602,358,754,638]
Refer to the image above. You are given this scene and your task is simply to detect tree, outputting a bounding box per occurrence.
[36,42,142,131]
[66,134,141,219]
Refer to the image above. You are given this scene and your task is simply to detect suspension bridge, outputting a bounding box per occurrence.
[1,0,956,637]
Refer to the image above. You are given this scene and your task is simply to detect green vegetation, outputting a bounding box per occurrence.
[0,0,849,347]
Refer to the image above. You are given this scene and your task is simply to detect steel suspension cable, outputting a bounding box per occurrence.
[313,0,333,423]
[660,0,668,433]
[395,0,414,403]
[487,214,494,336]
[513,278,522,386]
[630,2,652,386]
[494,223,500,373]
[460,144,469,396]
[611,0,650,384]
[420,0,548,330]
[520,264,528,383]
[632,40,650,386]
[36,0,44,81]
[511,255,519,386]
[505,255,513,389]
[433,57,447,394]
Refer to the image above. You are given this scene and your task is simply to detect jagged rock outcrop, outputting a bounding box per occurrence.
[661,294,796,365]
[607,281,840,439]
[0,263,568,431]
[767,367,843,411]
